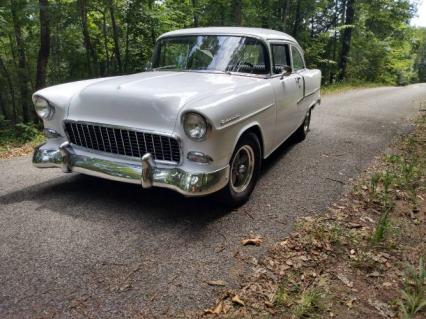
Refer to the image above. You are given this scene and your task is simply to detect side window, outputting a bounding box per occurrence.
[291,46,305,71]
[271,44,290,74]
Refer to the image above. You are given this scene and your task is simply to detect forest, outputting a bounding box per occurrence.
[0,0,425,126]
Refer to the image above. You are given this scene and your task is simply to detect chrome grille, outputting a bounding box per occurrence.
[64,121,181,163]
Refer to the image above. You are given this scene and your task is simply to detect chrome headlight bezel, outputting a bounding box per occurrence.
[32,95,54,120]
[182,112,210,141]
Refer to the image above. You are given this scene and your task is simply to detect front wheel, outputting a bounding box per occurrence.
[218,132,262,208]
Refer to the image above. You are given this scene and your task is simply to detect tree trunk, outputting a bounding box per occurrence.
[281,0,290,31]
[0,57,17,124]
[338,0,355,81]
[107,0,122,73]
[192,0,199,27]
[329,0,339,84]
[102,8,110,76]
[292,0,302,37]
[232,0,242,26]
[124,24,129,72]
[35,0,50,91]
[261,0,269,28]
[77,0,97,76]
[10,0,32,123]
[0,89,9,120]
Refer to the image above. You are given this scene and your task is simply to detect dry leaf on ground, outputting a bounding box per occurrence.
[232,295,245,306]
[204,301,224,315]
[241,235,263,246]
[337,273,354,288]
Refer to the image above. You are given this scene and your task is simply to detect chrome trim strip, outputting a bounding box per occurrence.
[32,143,229,197]
[217,103,274,130]
[220,113,241,126]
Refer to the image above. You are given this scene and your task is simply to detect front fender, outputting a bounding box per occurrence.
[32,77,117,136]
[174,81,276,170]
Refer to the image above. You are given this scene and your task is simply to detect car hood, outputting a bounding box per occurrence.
[67,71,264,133]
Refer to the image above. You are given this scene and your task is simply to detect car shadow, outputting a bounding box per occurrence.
[0,135,299,229]
[261,134,298,175]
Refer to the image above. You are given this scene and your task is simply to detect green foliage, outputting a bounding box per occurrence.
[0,0,425,127]
[369,169,397,244]
[322,81,385,95]
[399,257,426,318]
[0,118,43,147]
[415,28,426,82]
[371,208,391,244]
[370,172,381,197]
[292,288,325,318]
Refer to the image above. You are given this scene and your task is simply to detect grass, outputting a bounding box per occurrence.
[292,289,325,318]
[295,217,344,246]
[371,208,392,244]
[211,112,426,318]
[399,257,426,318]
[369,168,397,245]
[274,284,326,318]
[322,81,386,95]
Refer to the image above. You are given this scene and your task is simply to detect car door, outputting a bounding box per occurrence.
[290,45,308,120]
[269,42,303,145]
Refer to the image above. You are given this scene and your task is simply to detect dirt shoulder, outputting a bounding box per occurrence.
[203,113,426,319]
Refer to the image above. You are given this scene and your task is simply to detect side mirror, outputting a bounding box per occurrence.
[280,65,292,79]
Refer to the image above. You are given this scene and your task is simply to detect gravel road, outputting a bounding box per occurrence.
[1,84,426,318]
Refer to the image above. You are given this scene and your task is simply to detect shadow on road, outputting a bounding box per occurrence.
[0,135,298,229]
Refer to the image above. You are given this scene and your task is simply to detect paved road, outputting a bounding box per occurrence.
[1,84,426,318]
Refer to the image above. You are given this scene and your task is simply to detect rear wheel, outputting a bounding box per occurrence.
[219,132,261,208]
[294,109,311,142]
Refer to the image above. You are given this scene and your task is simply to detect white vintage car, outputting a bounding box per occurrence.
[33,27,321,206]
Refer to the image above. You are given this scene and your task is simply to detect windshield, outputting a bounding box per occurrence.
[152,35,270,75]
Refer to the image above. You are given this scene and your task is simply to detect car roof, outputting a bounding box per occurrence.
[158,27,298,44]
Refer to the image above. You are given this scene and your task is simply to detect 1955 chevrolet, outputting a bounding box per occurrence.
[33,27,321,206]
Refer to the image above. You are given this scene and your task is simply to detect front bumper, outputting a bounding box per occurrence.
[33,142,229,197]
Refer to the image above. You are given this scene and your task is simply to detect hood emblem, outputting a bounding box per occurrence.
[220,113,241,126]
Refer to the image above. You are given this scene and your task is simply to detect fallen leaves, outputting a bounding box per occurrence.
[202,114,426,319]
[204,301,224,315]
[368,299,395,318]
[204,294,244,315]
[241,235,263,246]
[336,273,354,288]
[231,295,244,306]
[0,143,37,159]
[345,297,356,309]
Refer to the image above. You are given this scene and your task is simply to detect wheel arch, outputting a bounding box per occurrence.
[233,123,265,160]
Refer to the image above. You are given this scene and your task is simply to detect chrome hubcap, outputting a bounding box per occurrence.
[230,145,255,193]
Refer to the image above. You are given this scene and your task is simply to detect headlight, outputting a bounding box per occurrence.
[33,95,54,120]
[183,112,208,140]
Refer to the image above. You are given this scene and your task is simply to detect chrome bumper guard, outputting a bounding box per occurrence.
[32,142,229,197]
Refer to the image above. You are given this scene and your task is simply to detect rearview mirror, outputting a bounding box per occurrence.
[280,65,292,79]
